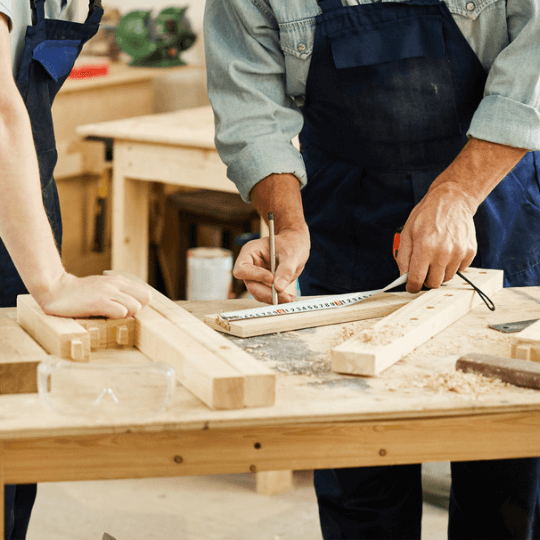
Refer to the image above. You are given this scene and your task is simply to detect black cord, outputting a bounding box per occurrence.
[456,271,496,311]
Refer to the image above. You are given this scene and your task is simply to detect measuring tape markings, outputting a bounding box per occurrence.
[216,273,409,328]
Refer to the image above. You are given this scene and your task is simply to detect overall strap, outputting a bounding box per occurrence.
[84,0,103,25]
[30,0,45,26]
[318,0,343,13]
[318,0,443,11]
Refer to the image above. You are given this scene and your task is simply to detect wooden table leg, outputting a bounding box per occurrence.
[112,145,151,280]
[256,470,293,496]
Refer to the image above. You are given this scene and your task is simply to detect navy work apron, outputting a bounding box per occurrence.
[3,2,102,538]
[299,0,540,295]
[299,1,540,539]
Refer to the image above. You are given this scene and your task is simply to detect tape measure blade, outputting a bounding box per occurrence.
[219,289,379,322]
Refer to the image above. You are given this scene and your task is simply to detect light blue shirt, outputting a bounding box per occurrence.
[204,0,540,201]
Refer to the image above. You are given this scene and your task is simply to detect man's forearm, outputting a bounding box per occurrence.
[428,136,528,211]
[250,173,309,234]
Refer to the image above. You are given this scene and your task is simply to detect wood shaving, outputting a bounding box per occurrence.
[399,369,514,400]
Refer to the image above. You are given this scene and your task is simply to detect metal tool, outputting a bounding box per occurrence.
[217,272,408,323]
[489,319,540,333]
[115,7,196,67]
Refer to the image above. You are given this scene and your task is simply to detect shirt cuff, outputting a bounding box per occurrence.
[0,10,13,31]
[227,139,307,202]
[468,95,540,151]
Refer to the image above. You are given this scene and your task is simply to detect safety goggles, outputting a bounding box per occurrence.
[38,358,176,417]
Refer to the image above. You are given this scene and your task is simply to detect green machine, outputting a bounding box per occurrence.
[115,7,197,67]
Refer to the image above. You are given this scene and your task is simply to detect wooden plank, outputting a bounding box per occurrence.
[0,316,48,394]
[331,268,504,376]
[16,295,90,362]
[6,411,540,484]
[107,270,276,408]
[135,306,244,410]
[204,292,416,338]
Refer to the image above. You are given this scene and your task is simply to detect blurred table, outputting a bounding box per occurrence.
[54,61,195,277]
[77,106,236,281]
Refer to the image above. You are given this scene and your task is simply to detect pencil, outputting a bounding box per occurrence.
[268,212,278,305]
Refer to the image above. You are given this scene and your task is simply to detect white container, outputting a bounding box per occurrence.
[186,247,233,300]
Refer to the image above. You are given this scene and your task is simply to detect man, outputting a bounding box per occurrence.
[0,1,151,537]
[205,0,540,538]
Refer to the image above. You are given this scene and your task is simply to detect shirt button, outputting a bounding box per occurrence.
[298,43,306,52]
[466,2,475,10]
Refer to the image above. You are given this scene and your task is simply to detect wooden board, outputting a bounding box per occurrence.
[331,268,504,376]
[107,270,276,408]
[135,306,245,410]
[509,320,540,362]
[16,295,90,362]
[0,316,48,394]
[204,292,416,338]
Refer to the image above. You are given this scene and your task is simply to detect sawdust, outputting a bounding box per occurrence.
[331,322,406,349]
[393,369,515,400]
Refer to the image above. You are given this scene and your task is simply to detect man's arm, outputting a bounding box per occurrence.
[0,13,150,317]
[205,0,312,303]
[396,137,527,293]
[233,174,310,303]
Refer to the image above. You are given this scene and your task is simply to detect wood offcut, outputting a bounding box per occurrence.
[331,268,504,376]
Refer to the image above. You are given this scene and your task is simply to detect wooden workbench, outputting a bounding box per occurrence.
[76,106,237,282]
[1,287,540,536]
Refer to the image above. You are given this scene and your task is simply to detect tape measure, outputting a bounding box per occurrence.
[217,273,408,323]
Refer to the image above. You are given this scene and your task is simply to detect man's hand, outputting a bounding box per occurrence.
[396,137,527,293]
[35,273,152,319]
[396,183,477,292]
[238,172,310,304]
[234,227,310,303]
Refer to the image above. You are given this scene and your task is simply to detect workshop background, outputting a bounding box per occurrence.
[26,1,450,538]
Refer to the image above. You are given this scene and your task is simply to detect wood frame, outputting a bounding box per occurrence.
[16,290,275,410]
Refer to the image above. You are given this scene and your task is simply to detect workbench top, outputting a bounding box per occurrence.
[1,287,540,440]
[76,106,217,149]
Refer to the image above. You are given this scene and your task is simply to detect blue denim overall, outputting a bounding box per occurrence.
[3,2,102,537]
[298,0,540,538]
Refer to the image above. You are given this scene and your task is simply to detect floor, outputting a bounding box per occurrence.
[26,467,450,540]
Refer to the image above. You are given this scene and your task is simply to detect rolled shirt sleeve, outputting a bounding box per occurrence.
[204,0,306,202]
[0,1,13,30]
[468,0,540,150]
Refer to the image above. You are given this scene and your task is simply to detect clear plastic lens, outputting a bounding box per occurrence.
[38,359,176,416]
